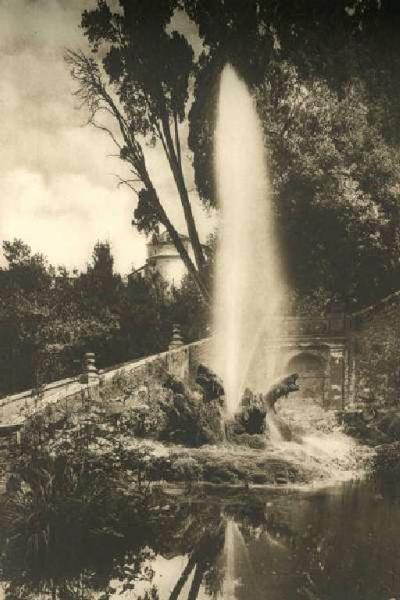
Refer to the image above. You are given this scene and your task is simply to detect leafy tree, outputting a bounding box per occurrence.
[65,0,209,302]
[184,0,400,308]
[356,313,400,406]
[116,271,173,360]
[1,239,52,292]
[255,67,400,306]
[0,240,53,393]
[0,237,191,396]
[0,240,165,395]
[170,275,210,342]
[78,241,122,315]
[169,236,214,340]
[65,0,400,308]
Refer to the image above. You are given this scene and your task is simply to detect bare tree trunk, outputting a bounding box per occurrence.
[169,554,198,600]
[187,561,208,600]
[140,168,210,303]
[65,51,209,302]
[160,112,206,274]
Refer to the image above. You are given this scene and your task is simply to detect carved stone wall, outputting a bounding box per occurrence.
[260,313,352,409]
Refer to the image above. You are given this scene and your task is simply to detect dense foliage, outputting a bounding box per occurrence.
[185,0,400,308]
[0,404,228,600]
[0,239,207,397]
[65,0,400,310]
[356,312,400,406]
[0,383,216,599]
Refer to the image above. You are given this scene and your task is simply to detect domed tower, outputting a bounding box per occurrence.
[145,231,193,286]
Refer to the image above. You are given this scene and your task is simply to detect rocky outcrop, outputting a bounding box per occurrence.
[229,374,300,439]
[195,364,225,402]
[263,373,300,412]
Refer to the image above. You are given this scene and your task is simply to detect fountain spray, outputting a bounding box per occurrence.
[212,64,286,417]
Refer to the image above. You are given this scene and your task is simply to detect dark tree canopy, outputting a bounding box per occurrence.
[65,0,400,309]
[186,0,400,202]
[184,0,400,307]
[0,240,182,396]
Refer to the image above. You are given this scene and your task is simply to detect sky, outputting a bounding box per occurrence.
[0,0,214,274]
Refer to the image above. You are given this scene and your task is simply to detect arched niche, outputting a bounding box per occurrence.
[286,351,327,403]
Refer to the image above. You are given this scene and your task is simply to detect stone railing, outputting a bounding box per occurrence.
[0,337,212,432]
[0,374,83,430]
[272,315,353,338]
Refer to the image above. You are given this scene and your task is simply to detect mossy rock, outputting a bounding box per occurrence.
[232,389,267,435]
[162,373,187,395]
[160,388,225,447]
[231,433,267,450]
[195,364,225,401]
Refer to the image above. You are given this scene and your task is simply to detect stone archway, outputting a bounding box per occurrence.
[287,352,326,404]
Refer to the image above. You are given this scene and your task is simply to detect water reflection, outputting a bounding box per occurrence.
[1,481,400,599]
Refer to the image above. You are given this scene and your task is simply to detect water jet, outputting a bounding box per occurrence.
[212,64,287,418]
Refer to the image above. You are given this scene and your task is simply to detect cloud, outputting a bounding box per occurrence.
[0,168,147,273]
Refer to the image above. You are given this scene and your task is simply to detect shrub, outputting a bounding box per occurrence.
[169,456,203,483]
[376,410,400,440]
[122,402,169,438]
[373,442,400,481]
[159,389,224,447]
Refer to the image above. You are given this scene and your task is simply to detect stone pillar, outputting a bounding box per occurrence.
[167,325,190,383]
[81,352,99,384]
[328,347,345,409]
[169,324,184,350]
[346,342,357,409]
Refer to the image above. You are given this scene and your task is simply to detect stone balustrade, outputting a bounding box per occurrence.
[270,315,353,338]
[0,338,212,432]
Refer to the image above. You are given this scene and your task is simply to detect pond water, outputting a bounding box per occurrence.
[1,479,400,600]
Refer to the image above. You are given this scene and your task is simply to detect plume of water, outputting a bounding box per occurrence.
[222,519,240,599]
[221,519,261,600]
[222,520,248,599]
[212,65,286,416]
